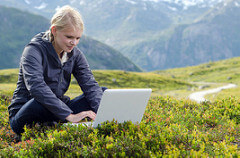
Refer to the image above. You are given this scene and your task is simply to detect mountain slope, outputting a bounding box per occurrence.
[155,56,240,83]
[0,0,221,49]
[124,0,240,70]
[78,36,141,71]
[0,0,239,71]
[0,6,49,69]
[0,6,141,71]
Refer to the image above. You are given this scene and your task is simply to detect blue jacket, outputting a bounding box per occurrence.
[8,32,103,120]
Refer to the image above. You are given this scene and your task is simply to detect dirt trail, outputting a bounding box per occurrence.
[189,83,237,103]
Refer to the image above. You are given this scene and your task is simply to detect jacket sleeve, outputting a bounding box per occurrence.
[21,45,72,120]
[72,49,103,113]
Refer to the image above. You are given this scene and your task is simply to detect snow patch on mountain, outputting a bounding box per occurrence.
[126,0,137,5]
[24,0,30,4]
[70,0,77,4]
[235,2,240,7]
[79,0,86,6]
[22,0,227,11]
[34,2,47,10]
[142,0,160,2]
[168,6,178,11]
[161,0,225,8]
[121,0,226,10]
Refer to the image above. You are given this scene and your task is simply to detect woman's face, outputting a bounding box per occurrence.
[52,26,82,54]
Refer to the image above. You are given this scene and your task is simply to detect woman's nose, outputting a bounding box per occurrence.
[71,39,77,45]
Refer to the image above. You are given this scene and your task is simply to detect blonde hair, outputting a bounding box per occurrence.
[50,5,84,42]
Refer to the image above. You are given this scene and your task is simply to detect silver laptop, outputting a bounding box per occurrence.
[66,88,152,128]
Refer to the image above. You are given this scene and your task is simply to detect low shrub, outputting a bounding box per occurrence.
[0,95,239,157]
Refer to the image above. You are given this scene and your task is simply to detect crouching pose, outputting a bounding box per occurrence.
[8,5,105,135]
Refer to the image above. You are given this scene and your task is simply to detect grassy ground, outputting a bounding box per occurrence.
[155,57,240,82]
[0,95,239,157]
[0,69,193,99]
[0,58,239,157]
[155,56,240,101]
[3,60,240,101]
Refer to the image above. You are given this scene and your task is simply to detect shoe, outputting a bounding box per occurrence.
[42,121,58,127]
[14,134,22,143]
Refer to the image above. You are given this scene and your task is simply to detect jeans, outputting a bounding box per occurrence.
[9,87,107,134]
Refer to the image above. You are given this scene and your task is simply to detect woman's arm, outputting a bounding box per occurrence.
[21,44,73,120]
[72,49,103,113]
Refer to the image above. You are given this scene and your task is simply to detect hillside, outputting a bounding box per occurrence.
[0,0,223,48]
[155,56,240,100]
[0,64,239,156]
[2,56,240,100]
[124,0,240,71]
[155,56,240,82]
[0,68,192,99]
[2,56,240,102]
[78,36,141,71]
[0,6,49,69]
[1,0,238,71]
[0,5,141,71]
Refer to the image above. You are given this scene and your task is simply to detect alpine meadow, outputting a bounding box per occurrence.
[0,58,239,157]
[0,0,240,157]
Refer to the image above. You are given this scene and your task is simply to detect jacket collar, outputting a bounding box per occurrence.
[41,31,74,65]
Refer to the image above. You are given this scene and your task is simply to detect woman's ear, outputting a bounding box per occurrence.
[51,26,57,36]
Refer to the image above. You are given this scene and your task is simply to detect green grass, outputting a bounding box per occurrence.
[155,56,240,100]
[0,57,240,157]
[0,69,193,99]
[0,95,239,157]
[155,57,240,82]
[0,69,19,83]
[92,70,193,98]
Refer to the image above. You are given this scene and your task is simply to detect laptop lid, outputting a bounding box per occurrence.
[92,88,152,128]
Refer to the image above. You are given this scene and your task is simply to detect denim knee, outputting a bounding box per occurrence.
[102,87,107,92]
[9,116,24,135]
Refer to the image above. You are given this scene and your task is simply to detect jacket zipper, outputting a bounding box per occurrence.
[58,66,63,98]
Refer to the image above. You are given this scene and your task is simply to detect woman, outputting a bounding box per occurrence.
[8,5,104,135]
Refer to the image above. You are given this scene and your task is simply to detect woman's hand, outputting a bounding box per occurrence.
[66,111,96,123]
